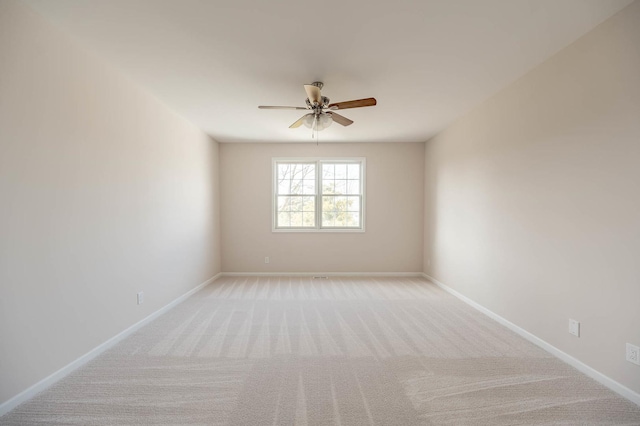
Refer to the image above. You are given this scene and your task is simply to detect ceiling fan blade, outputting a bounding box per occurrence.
[304,84,322,105]
[258,105,307,110]
[327,112,353,126]
[328,97,377,110]
[289,113,313,128]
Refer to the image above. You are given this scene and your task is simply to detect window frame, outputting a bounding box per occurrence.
[272,157,366,233]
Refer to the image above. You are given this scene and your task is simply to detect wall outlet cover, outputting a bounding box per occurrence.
[626,343,640,365]
[568,319,580,337]
[137,291,144,305]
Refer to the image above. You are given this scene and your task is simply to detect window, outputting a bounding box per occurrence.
[273,158,365,231]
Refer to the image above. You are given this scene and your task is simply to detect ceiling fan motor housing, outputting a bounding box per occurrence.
[306,96,330,109]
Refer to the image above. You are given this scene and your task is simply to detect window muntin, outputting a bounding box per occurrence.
[273,158,365,231]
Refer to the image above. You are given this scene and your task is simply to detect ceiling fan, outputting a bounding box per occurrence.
[258,82,376,133]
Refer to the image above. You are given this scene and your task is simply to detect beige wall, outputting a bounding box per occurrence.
[220,143,424,273]
[0,0,220,404]
[424,1,640,393]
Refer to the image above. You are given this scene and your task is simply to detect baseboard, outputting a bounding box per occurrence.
[221,272,425,277]
[0,272,222,417]
[422,273,640,406]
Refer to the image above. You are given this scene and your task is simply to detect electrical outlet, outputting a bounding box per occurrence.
[137,291,144,305]
[627,343,640,366]
[264,257,270,264]
[568,319,580,337]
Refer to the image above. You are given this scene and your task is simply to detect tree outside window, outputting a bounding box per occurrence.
[273,158,365,231]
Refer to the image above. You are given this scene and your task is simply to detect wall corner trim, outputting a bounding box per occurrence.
[0,273,222,417]
[422,273,640,406]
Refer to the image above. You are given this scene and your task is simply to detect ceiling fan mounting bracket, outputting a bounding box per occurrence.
[310,81,324,90]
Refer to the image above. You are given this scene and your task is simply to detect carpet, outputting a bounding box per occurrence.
[2,276,639,425]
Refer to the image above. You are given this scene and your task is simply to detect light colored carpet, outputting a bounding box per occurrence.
[2,276,640,425]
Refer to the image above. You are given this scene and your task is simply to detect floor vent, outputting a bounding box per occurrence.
[313,276,329,279]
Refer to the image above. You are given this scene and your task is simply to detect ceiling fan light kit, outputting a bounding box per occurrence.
[258,82,376,139]
[304,113,332,130]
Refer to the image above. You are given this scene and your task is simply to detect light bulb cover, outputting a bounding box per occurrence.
[303,113,332,130]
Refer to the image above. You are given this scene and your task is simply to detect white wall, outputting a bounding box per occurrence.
[220,143,424,273]
[0,0,220,405]
[424,1,640,393]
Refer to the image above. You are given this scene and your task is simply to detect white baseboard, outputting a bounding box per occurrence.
[221,272,425,277]
[0,272,222,417]
[422,273,640,407]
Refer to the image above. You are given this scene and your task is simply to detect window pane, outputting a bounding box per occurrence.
[346,180,360,194]
[277,196,289,211]
[303,212,315,227]
[333,212,347,227]
[290,212,303,227]
[302,164,315,180]
[322,180,335,194]
[322,196,334,212]
[302,196,315,212]
[277,212,291,227]
[335,164,347,179]
[278,164,292,180]
[322,211,334,227]
[334,179,346,195]
[347,212,360,227]
[347,196,360,212]
[302,179,315,194]
[291,163,301,178]
[278,180,290,195]
[347,164,360,179]
[290,178,303,194]
[322,164,334,179]
[289,196,302,212]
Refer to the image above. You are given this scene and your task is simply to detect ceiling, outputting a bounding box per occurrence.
[23,0,632,143]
